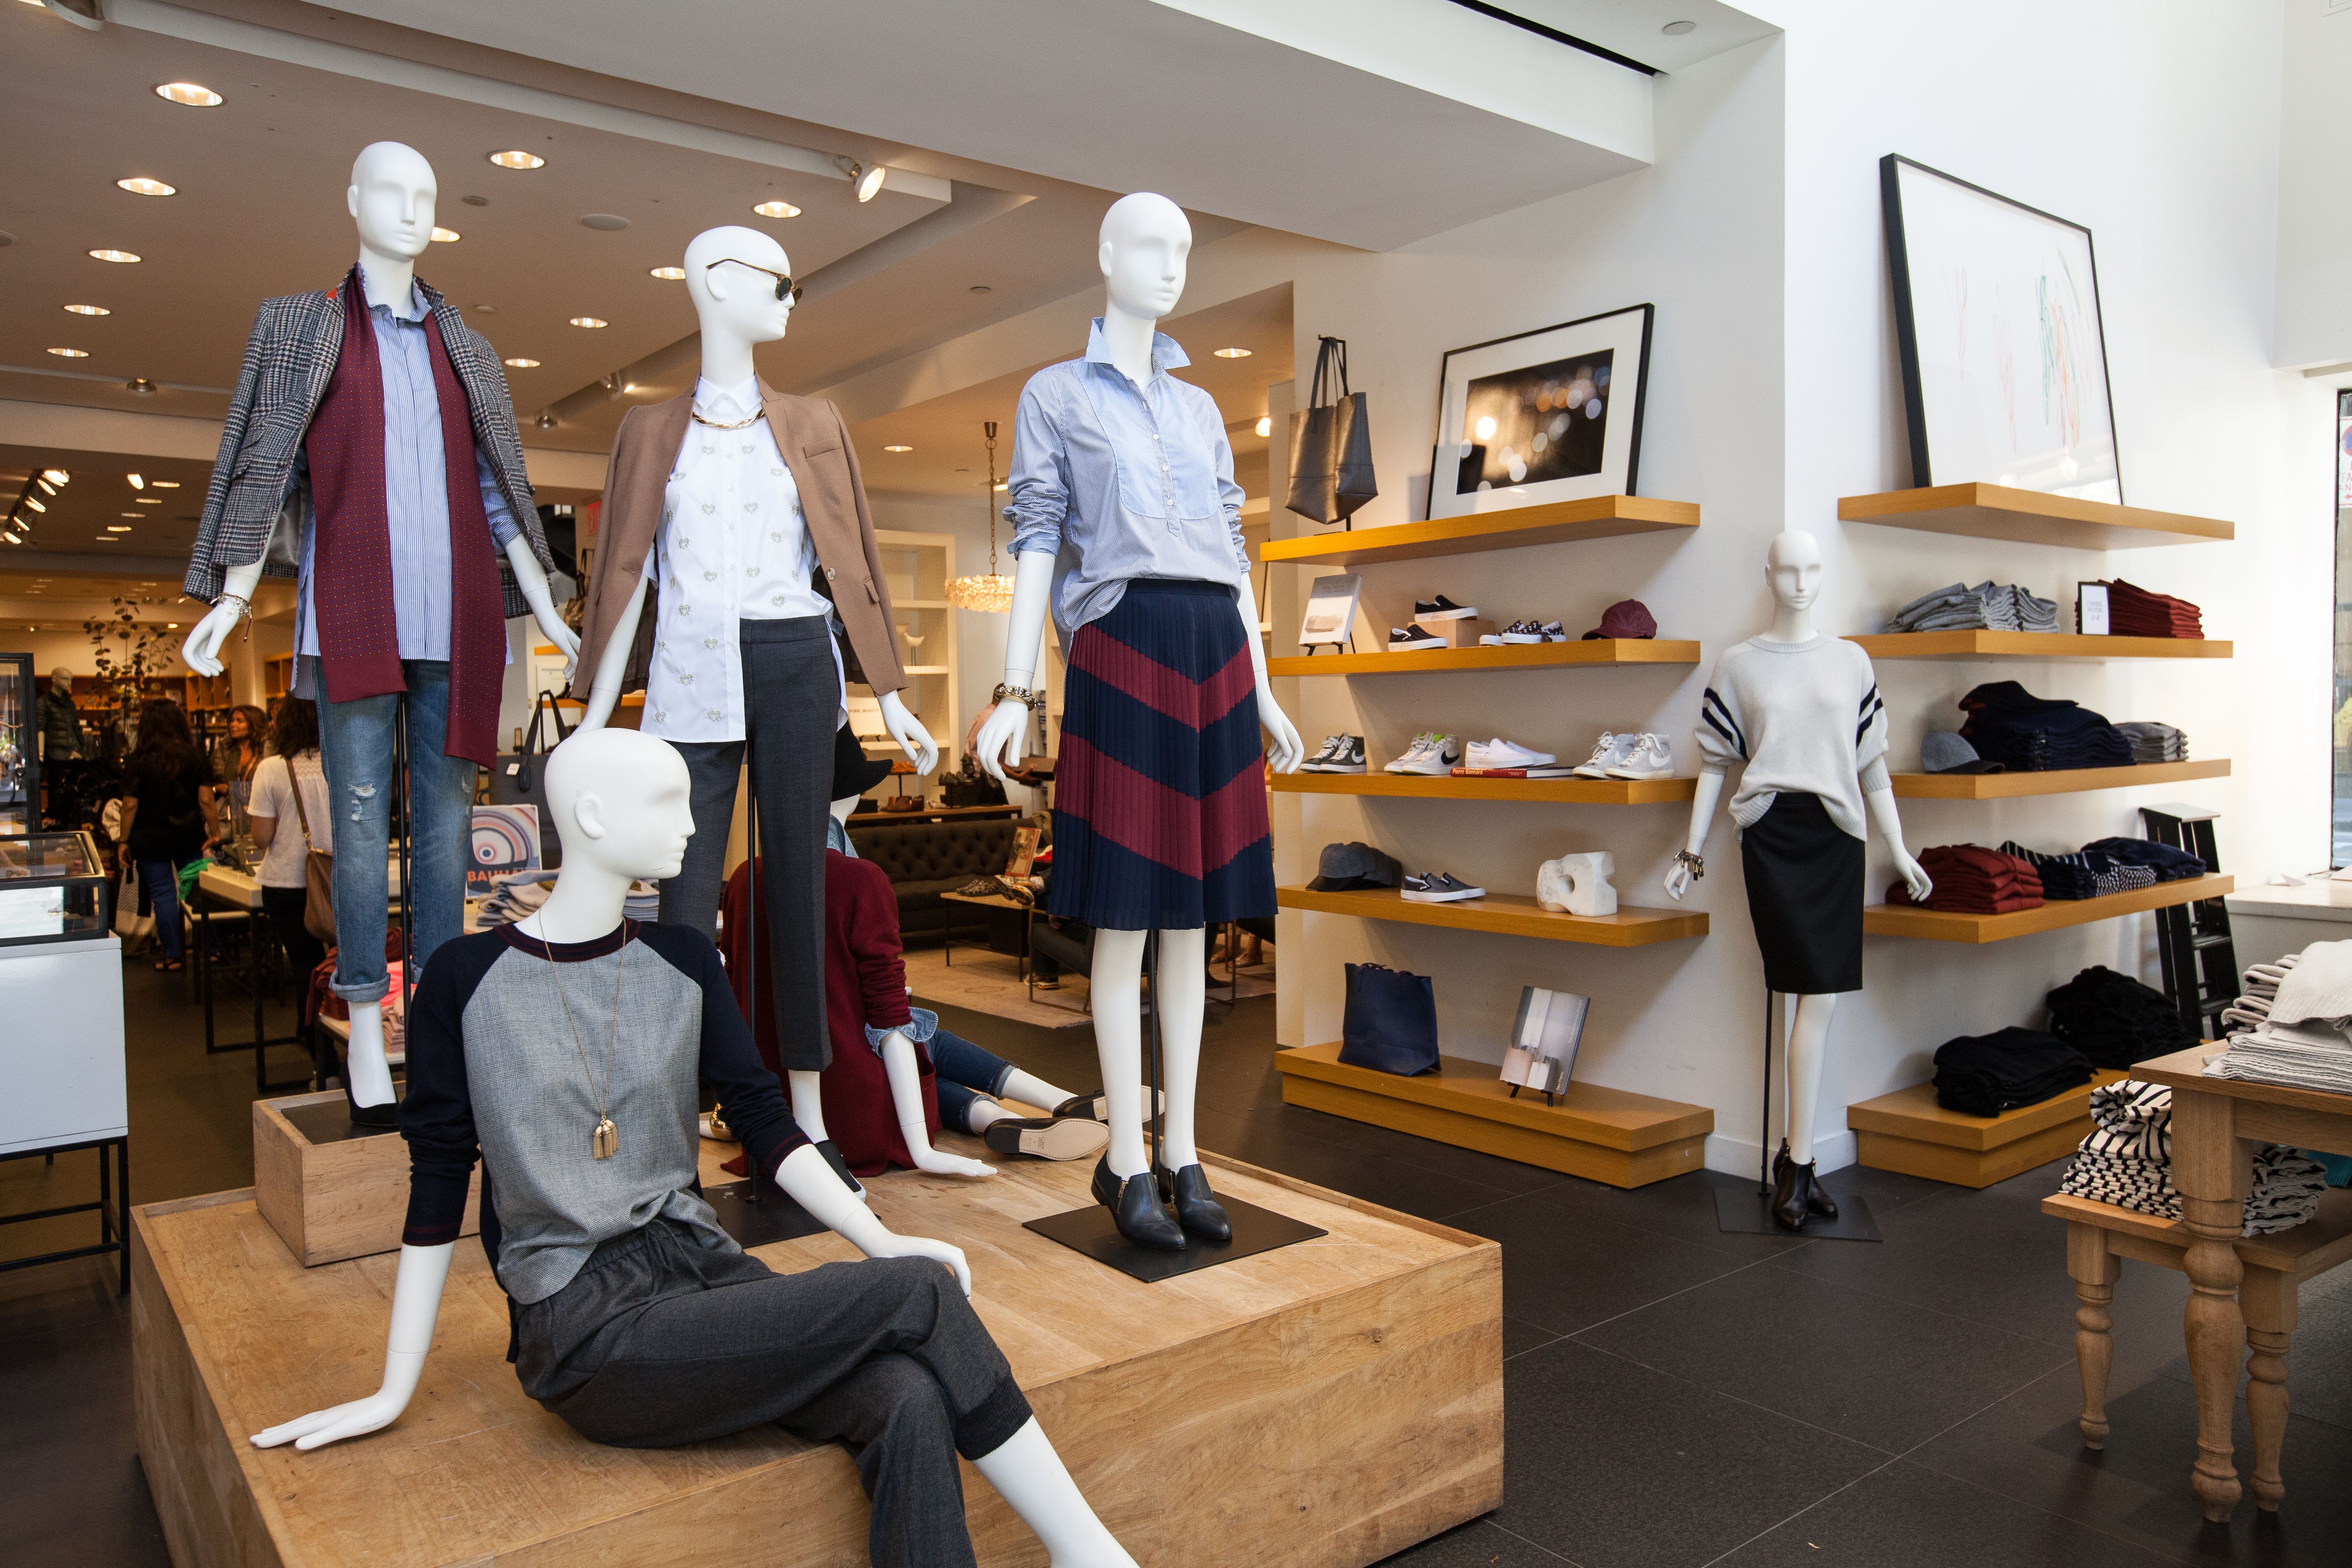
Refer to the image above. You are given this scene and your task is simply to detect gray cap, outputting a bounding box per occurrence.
[1306,840,1402,891]
[1921,732,2006,774]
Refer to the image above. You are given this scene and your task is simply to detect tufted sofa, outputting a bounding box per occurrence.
[846,817,1022,938]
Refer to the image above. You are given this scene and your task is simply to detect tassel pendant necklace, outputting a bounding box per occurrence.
[537,928,626,1161]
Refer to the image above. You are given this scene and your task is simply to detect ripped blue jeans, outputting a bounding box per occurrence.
[314,658,477,1003]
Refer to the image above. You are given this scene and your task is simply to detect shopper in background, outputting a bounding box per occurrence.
[37,668,81,761]
[245,697,331,988]
[210,703,269,843]
[117,698,216,973]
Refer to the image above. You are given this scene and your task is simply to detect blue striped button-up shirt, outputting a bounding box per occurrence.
[294,280,522,663]
[1006,319,1250,644]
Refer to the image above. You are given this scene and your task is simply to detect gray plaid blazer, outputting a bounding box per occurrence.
[183,274,553,615]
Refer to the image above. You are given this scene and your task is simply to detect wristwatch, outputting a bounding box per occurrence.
[991,681,1045,713]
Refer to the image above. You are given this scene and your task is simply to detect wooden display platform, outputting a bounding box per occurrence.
[253,1091,473,1267]
[1260,494,1698,567]
[1279,884,1707,946]
[1849,1070,2129,1188]
[1849,631,2232,660]
[1273,771,1695,805]
[132,1140,1501,1568]
[1268,637,1699,677]
[1275,1043,1712,1189]
[1835,482,2233,549]
[1863,874,2232,944]
[1888,759,2229,799]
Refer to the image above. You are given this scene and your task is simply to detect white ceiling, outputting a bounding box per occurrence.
[1477,1,1781,74]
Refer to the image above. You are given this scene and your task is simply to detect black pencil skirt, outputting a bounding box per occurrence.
[1740,791,1864,995]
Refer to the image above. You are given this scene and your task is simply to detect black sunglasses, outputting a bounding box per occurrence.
[706,258,803,304]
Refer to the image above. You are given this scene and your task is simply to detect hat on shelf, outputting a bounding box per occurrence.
[831,721,897,803]
[1921,732,2007,775]
[1581,599,1658,640]
[1306,840,1403,892]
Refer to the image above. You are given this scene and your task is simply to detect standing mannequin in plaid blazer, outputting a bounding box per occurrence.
[182,142,578,1123]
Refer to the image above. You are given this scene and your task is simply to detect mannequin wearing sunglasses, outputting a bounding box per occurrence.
[573,224,936,1149]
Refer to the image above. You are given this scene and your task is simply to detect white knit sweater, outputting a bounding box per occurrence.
[1694,635,1889,841]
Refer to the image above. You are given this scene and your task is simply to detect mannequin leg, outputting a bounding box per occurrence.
[1785,992,1837,1165]
[998,1067,1081,1114]
[1153,928,1207,1172]
[972,1418,1138,1567]
[1090,928,1150,1178]
[658,739,744,941]
[314,683,399,1112]
[787,1069,831,1145]
[880,1032,992,1178]
[402,662,484,978]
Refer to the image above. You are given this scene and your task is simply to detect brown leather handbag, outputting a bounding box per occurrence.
[286,758,336,944]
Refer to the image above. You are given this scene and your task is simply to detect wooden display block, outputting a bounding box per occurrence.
[253,1091,478,1267]
[1408,616,1491,647]
[1847,1071,2129,1189]
[133,1141,1501,1568]
[1275,1043,1711,1189]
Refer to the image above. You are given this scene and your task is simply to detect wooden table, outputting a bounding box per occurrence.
[2132,1045,2352,1518]
[939,889,1032,970]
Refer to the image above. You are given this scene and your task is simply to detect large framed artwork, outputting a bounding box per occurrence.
[1880,154,2122,504]
[1426,303,1653,521]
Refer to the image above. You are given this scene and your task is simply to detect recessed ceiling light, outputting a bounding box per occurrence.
[127,474,144,489]
[882,444,913,453]
[155,83,223,107]
[63,304,109,315]
[36,479,56,496]
[110,524,135,530]
[118,513,139,518]
[166,623,178,629]
[751,200,801,219]
[46,347,90,358]
[430,227,460,243]
[1255,415,1272,438]
[580,214,629,232]
[117,177,176,197]
[94,534,121,541]
[89,249,140,264]
[968,284,992,294]
[1,535,17,547]
[503,357,540,368]
[136,497,161,505]
[1213,347,1252,358]
[461,194,490,207]
[149,480,178,488]
[568,317,608,329]
[647,266,686,280]
[41,470,69,483]
[125,378,157,395]
[993,482,1008,492]
[488,150,545,170]
[1661,19,1697,35]
[23,497,44,513]
[855,165,886,203]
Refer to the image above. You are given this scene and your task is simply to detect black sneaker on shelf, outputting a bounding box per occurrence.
[1322,735,1367,773]
[1388,625,1449,652]
[1413,594,1478,620]
[1300,734,1346,771]
[1401,871,1486,903]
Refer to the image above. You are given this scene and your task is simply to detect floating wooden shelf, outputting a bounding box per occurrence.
[1889,759,2229,799]
[1279,885,1706,947]
[1864,874,2233,944]
[1849,631,2231,660]
[1275,1043,1711,1188]
[1837,482,2233,549]
[1261,495,1698,567]
[1273,771,1695,805]
[1269,638,1699,677]
[1849,1070,2129,1188]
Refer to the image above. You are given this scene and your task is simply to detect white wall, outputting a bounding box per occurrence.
[2275,0,2352,368]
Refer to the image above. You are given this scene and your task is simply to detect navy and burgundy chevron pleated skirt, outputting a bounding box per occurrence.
[1050,578,1276,931]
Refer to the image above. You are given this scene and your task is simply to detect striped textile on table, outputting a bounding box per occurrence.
[1049,578,1274,932]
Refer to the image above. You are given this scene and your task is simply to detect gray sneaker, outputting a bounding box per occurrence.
[1402,871,1485,903]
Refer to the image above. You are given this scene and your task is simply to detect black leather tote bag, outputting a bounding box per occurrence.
[1286,335,1378,526]
[1339,962,1439,1075]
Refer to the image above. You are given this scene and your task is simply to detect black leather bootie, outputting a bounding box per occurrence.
[1771,1155,1820,1232]
[1772,1139,1839,1219]
[1152,1163,1233,1244]
[1092,1155,1186,1251]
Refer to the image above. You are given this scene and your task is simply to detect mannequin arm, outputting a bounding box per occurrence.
[579,547,653,731]
[1236,593,1303,773]
[506,536,581,686]
[249,1241,453,1451]
[973,551,1056,781]
[774,1142,972,1295]
[182,557,268,678]
[1866,784,1933,900]
[879,1030,993,1178]
[876,691,938,776]
[1663,766,1727,900]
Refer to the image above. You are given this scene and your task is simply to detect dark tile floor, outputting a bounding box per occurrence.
[5,960,2351,1566]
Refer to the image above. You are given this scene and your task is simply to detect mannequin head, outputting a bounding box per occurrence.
[1098,193,1190,323]
[346,142,436,266]
[1764,529,1823,613]
[684,225,795,349]
[544,729,695,883]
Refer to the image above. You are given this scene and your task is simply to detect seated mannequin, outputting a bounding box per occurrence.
[250,727,1135,1568]
[720,727,1109,1179]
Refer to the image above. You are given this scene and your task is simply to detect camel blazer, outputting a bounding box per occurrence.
[573,383,906,700]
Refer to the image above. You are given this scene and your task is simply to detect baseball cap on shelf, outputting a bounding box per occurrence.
[1306,840,1403,892]
[1921,732,2006,774]
[1581,599,1658,640]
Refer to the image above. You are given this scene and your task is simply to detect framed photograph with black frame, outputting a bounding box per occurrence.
[1881,154,2122,504]
[1425,303,1653,521]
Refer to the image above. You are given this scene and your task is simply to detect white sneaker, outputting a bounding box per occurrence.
[1466,737,1558,770]
[1395,734,1462,776]
[1385,731,1436,773]
[1571,732,1637,778]
[1604,733,1674,780]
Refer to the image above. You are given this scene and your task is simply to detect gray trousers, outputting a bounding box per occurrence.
[514,1220,1032,1568]
[660,615,836,1070]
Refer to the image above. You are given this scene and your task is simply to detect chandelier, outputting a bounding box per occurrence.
[945,420,1016,613]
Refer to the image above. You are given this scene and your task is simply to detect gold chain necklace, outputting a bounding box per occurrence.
[691,407,760,430]
[536,927,627,1160]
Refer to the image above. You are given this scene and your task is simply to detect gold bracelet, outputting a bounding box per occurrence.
[992,681,1044,712]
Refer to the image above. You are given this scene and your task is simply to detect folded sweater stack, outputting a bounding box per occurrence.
[2114,722,2188,763]
[1998,840,2159,902]
[1957,681,2135,772]
[2209,939,2352,1095]
[2096,578,2205,639]
[2219,953,2297,1035]
[1889,844,2043,913]
[1932,1026,2093,1117]
[2080,836,2207,883]
[2045,965,2196,1070]
[1886,581,2060,634]
[2058,1080,2325,1235]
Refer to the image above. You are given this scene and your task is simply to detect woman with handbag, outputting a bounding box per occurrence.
[246,697,334,989]
[117,698,217,974]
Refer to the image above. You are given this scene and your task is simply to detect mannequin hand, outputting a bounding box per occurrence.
[974,698,1029,783]
[1663,861,1692,902]
[907,1145,996,1179]
[1255,683,1305,774]
[533,608,581,689]
[864,1233,972,1297]
[250,1352,421,1452]
[877,690,938,775]
[1893,848,1933,903]
[181,601,245,677]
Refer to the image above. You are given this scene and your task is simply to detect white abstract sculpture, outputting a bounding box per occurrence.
[1537,851,1617,917]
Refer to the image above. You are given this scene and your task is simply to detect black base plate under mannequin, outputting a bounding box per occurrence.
[1025,1195,1325,1283]
[1714,1185,1882,1242]
[703,1179,828,1247]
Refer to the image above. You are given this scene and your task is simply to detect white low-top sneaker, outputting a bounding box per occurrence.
[1571,732,1637,778]
[1395,734,1462,775]
[1604,732,1674,780]
[1466,737,1559,770]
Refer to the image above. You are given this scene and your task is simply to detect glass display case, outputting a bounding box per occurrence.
[0,652,34,837]
[0,831,109,945]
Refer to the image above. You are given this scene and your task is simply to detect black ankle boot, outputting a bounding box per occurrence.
[1771,1155,1820,1232]
[1092,1156,1186,1251]
[1771,1140,1839,1219]
[1152,1163,1232,1244]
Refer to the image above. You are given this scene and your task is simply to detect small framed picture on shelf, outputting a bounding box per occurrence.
[2076,582,2110,636]
[1298,573,1363,652]
[1426,304,1654,522]
[1501,986,1590,1104]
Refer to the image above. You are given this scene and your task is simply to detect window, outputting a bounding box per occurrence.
[2336,389,2352,864]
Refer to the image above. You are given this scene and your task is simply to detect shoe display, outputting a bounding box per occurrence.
[1092,1155,1186,1250]
[1388,625,1449,652]
[1772,1140,1839,1218]
[1402,870,1485,903]
[1153,1162,1233,1243]
[983,1116,1111,1161]
[1604,733,1674,780]
[1571,732,1638,778]
[1466,737,1558,770]
[1306,735,1367,773]
[1499,619,1549,644]
[1413,594,1478,621]
[1392,734,1461,775]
